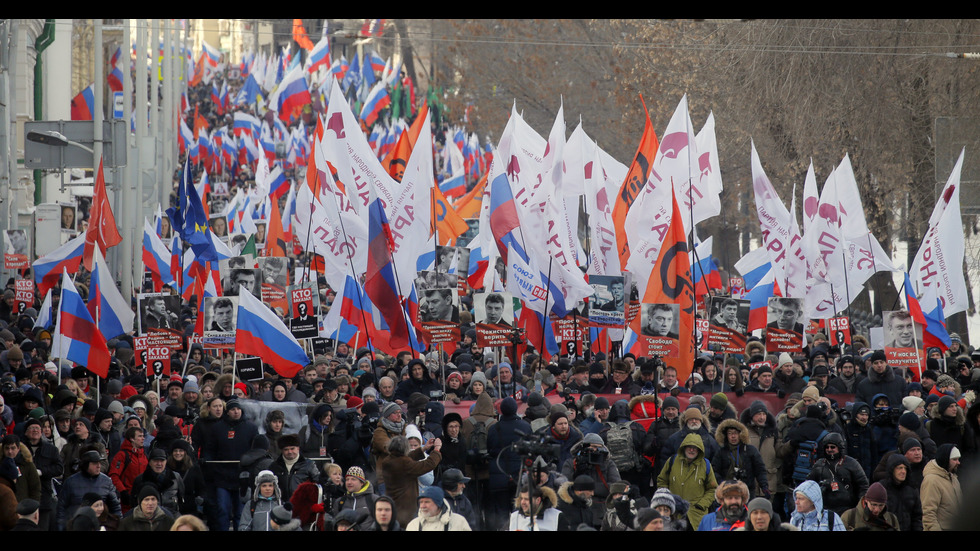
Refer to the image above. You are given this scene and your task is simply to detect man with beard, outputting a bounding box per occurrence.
[697,479,750,531]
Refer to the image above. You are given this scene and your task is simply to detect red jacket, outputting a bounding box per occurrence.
[109,439,147,507]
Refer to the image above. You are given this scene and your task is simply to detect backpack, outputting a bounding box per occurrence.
[791,430,829,484]
[603,422,639,472]
[465,418,490,466]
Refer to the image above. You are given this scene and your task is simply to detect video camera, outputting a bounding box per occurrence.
[510,431,561,464]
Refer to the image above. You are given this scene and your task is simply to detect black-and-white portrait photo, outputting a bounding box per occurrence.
[204,296,239,333]
[641,303,679,339]
[419,288,459,323]
[138,293,180,334]
[475,291,513,327]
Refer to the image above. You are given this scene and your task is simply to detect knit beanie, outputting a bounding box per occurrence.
[650,488,675,514]
[865,482,887,503]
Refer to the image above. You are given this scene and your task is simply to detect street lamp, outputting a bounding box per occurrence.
[26,130,94,192]
[26,130,94,153]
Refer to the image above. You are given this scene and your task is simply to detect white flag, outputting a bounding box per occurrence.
[910,148,968,315]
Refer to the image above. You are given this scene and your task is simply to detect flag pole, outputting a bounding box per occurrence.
[375,199,415,361]
[539,257,553,361]
[866,233,885,317]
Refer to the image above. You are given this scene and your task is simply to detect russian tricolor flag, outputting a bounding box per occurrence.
[746,267,777,332]
[52,269,110,378]
[308,36,331,74]
[70,84,96,121]
[86,247,135,341]
[33,234,85,298]
[143,217,177,292]
[903,272,927,325]
[202,40,221,66]
[735,246,772,291]
[359,81,390,127]
[235,284,310,377]
[466,244,489,290]
[275,67,312,124]
[107,64,124,93]
[922,291,953,352]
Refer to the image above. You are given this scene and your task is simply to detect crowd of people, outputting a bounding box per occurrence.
[0,297,978,531]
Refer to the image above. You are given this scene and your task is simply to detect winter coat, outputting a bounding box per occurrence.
[269,453,320,502]
[843,411,879,480]
[773,364,807,395]
[385,448,442,527]
[109,438,148,504]
[394,374,440,403]
[806,433,869,516]
[927,406,975,459]
[919,458,961,531]
[131,466,186,514]
[24,437,62,510]
[650,414,681,477]
[459,392,497,482]
[56,470,122,530]
[559,440,621,501]
[739,405,780,496]
[404,499,472,531]
[298,403,335,460]
[10,443,41,503]
[855,366,905,407]
[202,414,258,490]
[240,472,282,531]
[510,485,566,531]
[826,372,865,395]
[661,421,720,468]
[117,505,174,531]
[556,480,598,530]
[789,479,846,531]
[710,419,769,498]
[656,432,718,528]
[841,503,900,531]
[60,432,108,477]
[486,409,531,492]
[878,454,922,531]
[334,480,376,516]
[240,495,279,531]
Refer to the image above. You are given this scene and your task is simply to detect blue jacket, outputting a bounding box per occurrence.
[57,471,122,530]
[697,506,746,531]
[789,480,846,531]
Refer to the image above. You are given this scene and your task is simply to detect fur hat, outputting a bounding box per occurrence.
[715,479,750,504]
[278,434,301,450]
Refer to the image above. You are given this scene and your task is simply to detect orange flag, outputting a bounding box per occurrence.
[264,197,288,258]
[454,171,486,220]
[382,130,413,182]
[612,95,659,271]
[83,158,123,272]
[381,101,429,179]
[433,186,469,246]
[292,19,315,51]
[628,188,695,386]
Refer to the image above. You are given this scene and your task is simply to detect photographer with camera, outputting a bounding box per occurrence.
[710,420,769,501]
[805,432,869,517]
[560,433,620,518]
[870,394,901,461]
[844,402,879,480]
[331,403,378,475]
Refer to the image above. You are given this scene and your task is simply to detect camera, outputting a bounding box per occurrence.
[511,433,561,464]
